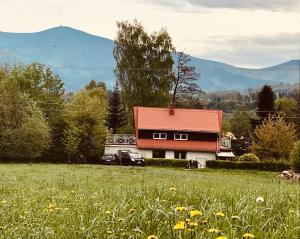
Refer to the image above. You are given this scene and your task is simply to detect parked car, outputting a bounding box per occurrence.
[116,150,145,166]
[100,153,116,165]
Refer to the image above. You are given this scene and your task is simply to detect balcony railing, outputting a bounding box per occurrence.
[106,134,136,145]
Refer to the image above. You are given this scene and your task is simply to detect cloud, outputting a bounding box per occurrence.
[147,0,300,11]
[196,33,300,67]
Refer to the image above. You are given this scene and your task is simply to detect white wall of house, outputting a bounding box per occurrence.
[186,152,216,161]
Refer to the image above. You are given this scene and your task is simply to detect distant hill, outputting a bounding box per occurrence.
[0,26,299,91]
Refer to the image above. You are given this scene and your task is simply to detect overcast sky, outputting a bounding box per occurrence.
[0,0,299,68]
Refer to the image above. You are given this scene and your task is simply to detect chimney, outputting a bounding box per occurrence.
[169,104,175,116]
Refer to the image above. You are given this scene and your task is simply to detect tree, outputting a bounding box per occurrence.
[64,85,108,163]
[229,110,251,138]
[172,52,202,106]
[107,84,127,133]
[275,97,296,117]
[114,20,174,112]
[250,113,296,160]
[256,85,275,121]
[0,78,50,159]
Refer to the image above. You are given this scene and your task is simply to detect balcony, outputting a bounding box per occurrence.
[106,134,136,145]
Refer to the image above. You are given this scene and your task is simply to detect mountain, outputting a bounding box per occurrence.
[0,26,299,91]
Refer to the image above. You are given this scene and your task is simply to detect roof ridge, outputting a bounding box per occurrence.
[135,106,222,113]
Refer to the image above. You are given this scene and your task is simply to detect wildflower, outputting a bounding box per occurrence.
[207,228,219,233]
[48,208,54,213]
[175,206,187,213]
[107,230,113,234]
[185,218,191,222]
[215,212,225,217]
[0,199,7,204]
[105,210,111,214]
[169,187,177,191]
[243,233,255,238]
[129,208,136,214]
[202,219,208,224]
[189,222,198,228]
[174,221,185,230]
[190,210,202,217]
[48,203,56,209]
[147,235,158,239]
[216,236,227,239]
[256,197,264,203]
[231,215,240,220]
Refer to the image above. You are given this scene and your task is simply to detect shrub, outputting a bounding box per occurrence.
[206,160,290,172]
[239,153,260,162]
[145,158,187,167]
[290,141,300,172]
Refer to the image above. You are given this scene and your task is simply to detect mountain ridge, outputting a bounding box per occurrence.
[0,26,299,91]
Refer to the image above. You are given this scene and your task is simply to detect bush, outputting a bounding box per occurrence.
[145,158,187,167]
[239,153,260,162]
[206,160,290,172]
[290,141,300,172]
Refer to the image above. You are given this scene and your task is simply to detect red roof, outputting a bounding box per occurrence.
[134,107,222,133]
[133,107,223,152]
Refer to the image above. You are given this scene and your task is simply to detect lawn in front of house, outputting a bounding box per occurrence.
[0,164,299,238]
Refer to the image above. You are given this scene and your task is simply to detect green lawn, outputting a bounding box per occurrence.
[0,164,299,239]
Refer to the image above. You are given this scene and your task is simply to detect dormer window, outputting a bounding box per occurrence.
[153,133,167,140]
[174,133,188,140]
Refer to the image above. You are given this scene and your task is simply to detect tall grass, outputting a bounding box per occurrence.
[0,164,299,238]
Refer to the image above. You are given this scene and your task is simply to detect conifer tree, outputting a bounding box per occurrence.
[107,84,127,134]
[256,85,275,121]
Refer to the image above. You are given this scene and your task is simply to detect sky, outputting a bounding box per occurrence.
[0,0,299,68]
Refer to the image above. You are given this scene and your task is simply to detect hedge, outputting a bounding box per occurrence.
[206,160,290,172]
[145,158,187,167]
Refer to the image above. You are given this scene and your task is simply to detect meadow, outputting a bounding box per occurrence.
[0,164,299,239]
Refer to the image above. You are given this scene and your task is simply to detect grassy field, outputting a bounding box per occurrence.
[0,164,299,239]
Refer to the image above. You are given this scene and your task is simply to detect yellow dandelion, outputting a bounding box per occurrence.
[169,187,177,191]
[1,199,7,204]
[189,222,198,227]
[175,206,187,213]
[185,218,191,222]
[174,221,185,230]
[129,208,136,213]
[105,210,111,214]
[147,235,158,239]
[207,228,219,233]
[190,210,202,217]
[231,215,240,220]
[216,236,227,239]
[107,230,113,234]
[243,233,255,238]
[48,208,54,212]
[215,212,225,217]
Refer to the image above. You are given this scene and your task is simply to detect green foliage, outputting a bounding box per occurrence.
[275,97,296,117]
[256,85,275,121]
[229,110,251,138]
[239,153,260,162]
[145,158,187,167]
[107,84,127,134]
[290,141,300,172]
[251,113,296,160]
[63,85,108,163]
[114,20,174,112]
[206,160,290,171]
[0,78,50,159]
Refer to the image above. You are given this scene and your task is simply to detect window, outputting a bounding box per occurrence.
[153,133,167,140]
[174,133,188,140]
[174,151,187,159]
[152,150,166,158]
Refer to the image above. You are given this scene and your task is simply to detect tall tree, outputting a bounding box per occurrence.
[172,52,202,106]
[256,85,275,121]
[229,110,251,138]
[114,20,174,112]
[107,84,127,133]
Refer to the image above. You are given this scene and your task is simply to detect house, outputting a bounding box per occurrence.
[105,106,233,167]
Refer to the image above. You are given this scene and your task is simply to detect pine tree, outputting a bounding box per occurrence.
[107,84,127,134]
[256,85,275,121]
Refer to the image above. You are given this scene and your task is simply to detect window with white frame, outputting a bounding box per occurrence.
[153,133,167,139]
[174,133,188,140]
